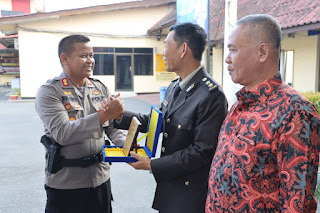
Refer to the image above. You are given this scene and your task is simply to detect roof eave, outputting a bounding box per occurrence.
[0,15,60,26]
[282,22,320,34]
[147,21,175,35]
[0,0,176,26]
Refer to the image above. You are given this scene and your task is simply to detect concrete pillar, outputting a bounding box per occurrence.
[223,0,242,108]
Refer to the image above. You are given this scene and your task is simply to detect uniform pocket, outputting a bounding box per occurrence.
[89,94,105,112]
[170,116,193,130]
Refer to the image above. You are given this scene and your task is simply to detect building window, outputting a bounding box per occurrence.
[93,54,114,75]
[280,50,294,86]
[134,55,153,75]
[115,48,133,53]
[134,48,153,53]
[93,47,153,76]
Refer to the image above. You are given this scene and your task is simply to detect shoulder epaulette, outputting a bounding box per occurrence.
[88,77,106,87]
[88,77,99,81]
[88,77,110,96]
[200,76,218,93]
[44,77,59,86]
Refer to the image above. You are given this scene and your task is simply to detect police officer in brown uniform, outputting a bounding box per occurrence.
[35,35,126,213]
[113,23,228,213]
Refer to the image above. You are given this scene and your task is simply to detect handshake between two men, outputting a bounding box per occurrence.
[98,93,124,125]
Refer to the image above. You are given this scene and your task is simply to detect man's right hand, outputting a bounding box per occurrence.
[98,93,124,124]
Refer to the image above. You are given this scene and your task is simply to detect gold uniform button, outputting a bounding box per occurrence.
[166,118,170,123]
[178,125,181,129]
[164,132,168,138]
[185,181,189,186]
[202,77,207,81]
[161,147,166,152]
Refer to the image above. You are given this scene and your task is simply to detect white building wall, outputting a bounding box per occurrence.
[17,6,174,97]
[211,45,223,85]
[0,0,12,11]
[210,31,320,97]
[18,31,63,98]
[282,32,319,92]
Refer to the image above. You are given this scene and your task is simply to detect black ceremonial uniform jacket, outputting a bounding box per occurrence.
[116,67,227,213]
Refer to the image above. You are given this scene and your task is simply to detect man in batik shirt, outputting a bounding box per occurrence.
[206,14,320,212]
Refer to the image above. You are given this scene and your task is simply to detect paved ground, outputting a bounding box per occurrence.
[0,87,15,102]
[0,87,161,213]
[2,88,320,212]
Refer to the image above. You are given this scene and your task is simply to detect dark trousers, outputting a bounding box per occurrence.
[45,179,113,213]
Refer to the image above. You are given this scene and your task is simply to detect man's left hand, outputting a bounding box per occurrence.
[128,151,151,170]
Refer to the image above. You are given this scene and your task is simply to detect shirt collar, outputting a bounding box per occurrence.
[236,72,283,104]
[178,65,203,90]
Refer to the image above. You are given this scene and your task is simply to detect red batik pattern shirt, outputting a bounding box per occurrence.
[206,73,320,213]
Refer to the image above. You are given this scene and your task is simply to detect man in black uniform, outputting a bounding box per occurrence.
[114,23,228,213]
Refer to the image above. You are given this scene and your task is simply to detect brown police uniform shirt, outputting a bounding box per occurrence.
[35,72,126,189]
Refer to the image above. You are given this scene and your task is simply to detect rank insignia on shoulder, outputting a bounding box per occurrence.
[65,103,71,110]
[200,77,218,92]
[74,104,81,109]
[62,78,69,86]
[64,91,72,95]
[163,100,168,107]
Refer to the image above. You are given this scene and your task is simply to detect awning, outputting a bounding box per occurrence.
[0,34,18,49]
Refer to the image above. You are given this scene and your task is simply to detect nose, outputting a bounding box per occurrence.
[87,56,94,63]
[225,53,231,64]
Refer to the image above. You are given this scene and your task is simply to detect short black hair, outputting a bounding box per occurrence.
[168,22,207,61]
[58,34,90,58]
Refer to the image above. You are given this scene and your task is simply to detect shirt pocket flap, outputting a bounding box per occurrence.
[170,116,193,130]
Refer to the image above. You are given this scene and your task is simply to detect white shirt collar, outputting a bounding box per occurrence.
[178,65,203,90]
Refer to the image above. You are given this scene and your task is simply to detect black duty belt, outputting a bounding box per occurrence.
[60,152,103,168]
[41,135,105,173]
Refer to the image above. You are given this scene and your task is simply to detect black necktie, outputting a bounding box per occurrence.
[168,84,181,110]
[172,84,181,100]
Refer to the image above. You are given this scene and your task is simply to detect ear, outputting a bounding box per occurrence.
[60,53,68,66]
[180,42,188,59]
[258,43,269,63]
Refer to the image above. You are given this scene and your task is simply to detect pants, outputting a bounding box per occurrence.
[45,179,113,213]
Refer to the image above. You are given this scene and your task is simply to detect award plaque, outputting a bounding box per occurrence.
[102,106,163,162]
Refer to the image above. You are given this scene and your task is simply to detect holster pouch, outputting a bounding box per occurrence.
[40,135,62,174]
[40,135,103,173]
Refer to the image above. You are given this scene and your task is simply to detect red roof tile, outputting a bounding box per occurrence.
[211,0,320,41]
[148,9,176,34]
[238,0,320,28]
[150,0,320,42]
